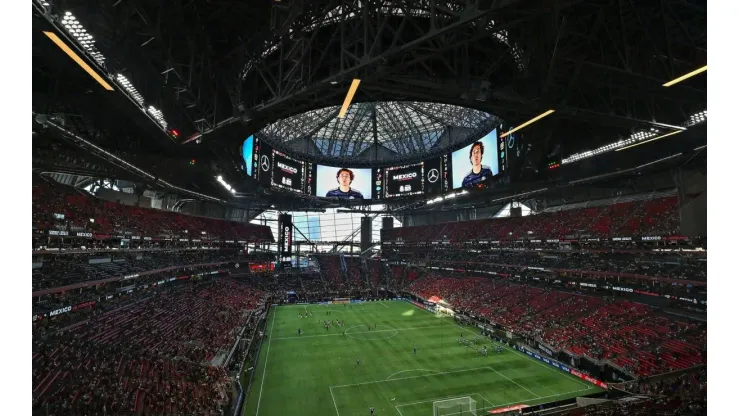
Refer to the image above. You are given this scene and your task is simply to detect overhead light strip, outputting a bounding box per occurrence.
[499,110,555,138]
[615,130,683,152]
[663,66,707,87]
[562,110,706,164]
[338,79,361,118]
[42,31,113,91]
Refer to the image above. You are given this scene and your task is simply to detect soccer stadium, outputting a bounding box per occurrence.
[30,1,708,415]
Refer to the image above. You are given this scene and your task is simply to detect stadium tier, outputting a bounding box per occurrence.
[32,278,264,415]
[33,176,273,242]
[383,196,681,242]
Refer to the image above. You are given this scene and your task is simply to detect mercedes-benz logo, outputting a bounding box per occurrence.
[427,169,439,183]
[507,135,515,149]
[260,155,270,172]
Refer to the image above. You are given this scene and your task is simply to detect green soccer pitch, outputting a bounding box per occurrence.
[243,301,602,416]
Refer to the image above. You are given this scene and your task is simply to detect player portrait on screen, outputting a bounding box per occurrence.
[461,141,494,188]
[325,168,365,199]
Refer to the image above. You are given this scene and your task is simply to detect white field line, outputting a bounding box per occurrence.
[272,324,448,340]
[455,323,592,390]
[329,386,341,416]
[330,366,494,390]
[477,387,592,411]
[385,369,441,381]
[395,387,592,414]
[395,392,492,408]
[255,306,277,416]
[485,366,540,399]
[380,301,390,308]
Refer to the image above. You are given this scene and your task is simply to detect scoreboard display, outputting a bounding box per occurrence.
[271,151,306,194]
[384,162,425,198]
[242,126,509,200]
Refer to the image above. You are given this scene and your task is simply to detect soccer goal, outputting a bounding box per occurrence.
[432,396,477,416]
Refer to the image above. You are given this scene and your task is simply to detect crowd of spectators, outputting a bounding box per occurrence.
[311,256,411,295]
[33,175,272,241]
[387,248,707,282]
[384,196,680,243]
[33,249,241,291]
[33,278,264,415]
[561,368,707,415]
[410,277,706,378]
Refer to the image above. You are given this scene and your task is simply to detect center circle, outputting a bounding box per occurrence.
[344,324,399,340]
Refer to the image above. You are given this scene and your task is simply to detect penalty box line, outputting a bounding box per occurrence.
[395,392,494,409]
[395,386,592,416]
[329,365,495,390]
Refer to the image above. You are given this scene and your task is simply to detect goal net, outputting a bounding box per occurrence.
[433,396,477,416]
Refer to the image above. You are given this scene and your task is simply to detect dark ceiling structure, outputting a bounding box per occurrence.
[32,0,707,210]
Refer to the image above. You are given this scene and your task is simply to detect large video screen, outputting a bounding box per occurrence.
[423,155,451,196]
[271,151,306,194]
[244,131,507,200]
[383,162,425,198]
[315,165,371,200]
[451,129,500,189]
[242,135,255,176]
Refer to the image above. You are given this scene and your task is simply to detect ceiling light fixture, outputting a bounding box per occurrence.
[616,130,683,152]
[43,31,113,91]
[662,65,707,87]
[563,110,706,164]
[59,12,106,68]
[338,79,361,118]
[147,106,168,130]
[115,74,145,107]
[499,110,555,138]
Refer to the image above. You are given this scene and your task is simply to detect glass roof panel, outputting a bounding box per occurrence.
[257,101,496,162]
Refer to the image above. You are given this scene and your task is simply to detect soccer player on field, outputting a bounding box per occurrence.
[413,346,417,355]
[370,406,375,415]
[356,358,360,366]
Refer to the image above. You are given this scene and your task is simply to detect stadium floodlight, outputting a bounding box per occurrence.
[115,74,145,107]
[662,65,707,87]
[338,79,361,118]
[59,12,107,68]
[433,396,477,416]
[42,31,113,91]
[616,130,683,152]
[499,110,555,138]
[562,109,706,164]
[686,110,707,127]
[147,106,168,130]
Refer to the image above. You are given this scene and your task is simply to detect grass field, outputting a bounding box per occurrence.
[244,301,602,416]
